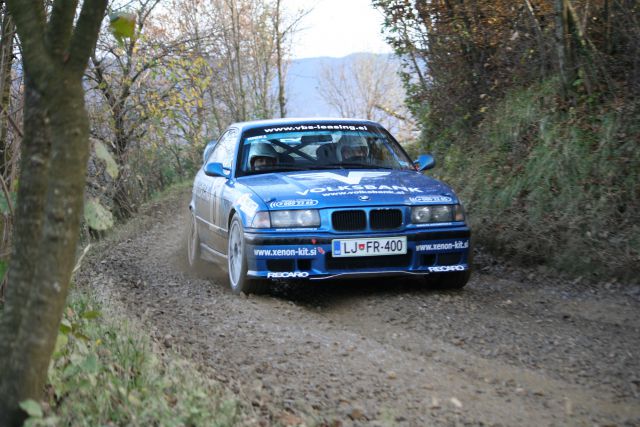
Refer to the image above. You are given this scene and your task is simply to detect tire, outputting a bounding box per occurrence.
[430,270,470,290]
[187,211,203,268]
[227,215,267,294]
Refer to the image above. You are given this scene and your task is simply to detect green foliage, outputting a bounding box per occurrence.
[426,80,640,279]
[28,292,239,426]
[109,12,136,43]
[129,143,198,202]
[19,400,43,419]
[84,198,114,231]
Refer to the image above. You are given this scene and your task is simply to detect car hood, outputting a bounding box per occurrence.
[236,169,458,209]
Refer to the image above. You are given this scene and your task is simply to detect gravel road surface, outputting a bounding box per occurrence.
[78,188,640,426]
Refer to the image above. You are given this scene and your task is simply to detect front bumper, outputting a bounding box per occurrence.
[245,226,471,280]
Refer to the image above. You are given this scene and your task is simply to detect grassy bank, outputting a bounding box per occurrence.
[424,79,640,280]
[20,289,239,426]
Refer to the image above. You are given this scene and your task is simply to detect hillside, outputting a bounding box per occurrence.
[286,52,395,118]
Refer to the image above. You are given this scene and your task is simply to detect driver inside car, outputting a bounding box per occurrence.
[338,135,369,163]
[249,142,279,171]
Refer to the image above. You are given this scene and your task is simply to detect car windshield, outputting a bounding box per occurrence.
[238,124,414,175]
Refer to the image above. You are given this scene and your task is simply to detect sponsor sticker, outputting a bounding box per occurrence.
[410,195,454,203]
[273,228,319,231]
[267,272,310,279]
[290,171,424,197]
[269,199,319,209]
[237,194,258,217]
[253,247,318,257]
[296,184,422,197]
[415,240,469,253]
[292,171,390,185]
[415,222,454,228]
[427,265,466,272]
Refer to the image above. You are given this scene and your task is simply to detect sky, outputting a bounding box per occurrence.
[288,0,393,59]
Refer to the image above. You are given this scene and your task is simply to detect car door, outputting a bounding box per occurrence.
[194,136,224,248]
[205,128,238,253]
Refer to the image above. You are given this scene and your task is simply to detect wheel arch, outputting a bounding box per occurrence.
[228,208,238,229]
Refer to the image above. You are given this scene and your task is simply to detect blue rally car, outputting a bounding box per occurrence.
[188,118,471,294]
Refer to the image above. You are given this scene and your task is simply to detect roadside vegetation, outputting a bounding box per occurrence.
[375,0,639,280]
[431,82,639,278]
[3,181,245,425]
[10,288,240,427]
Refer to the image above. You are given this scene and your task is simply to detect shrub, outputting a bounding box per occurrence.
[426,80,640,280]
[22,291,239,427]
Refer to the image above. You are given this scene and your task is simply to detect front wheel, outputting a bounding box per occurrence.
[227,215,267,294]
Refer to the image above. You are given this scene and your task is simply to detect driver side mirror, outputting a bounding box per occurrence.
[204,162,230,178]
[414,154,436,172]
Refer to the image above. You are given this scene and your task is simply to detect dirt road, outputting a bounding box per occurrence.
[78,188,640,426]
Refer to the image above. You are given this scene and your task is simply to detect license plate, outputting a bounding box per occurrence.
[331,236,407,258]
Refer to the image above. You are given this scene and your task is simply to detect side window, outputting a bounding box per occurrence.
[203,140,217,165]
[208,129,238,169]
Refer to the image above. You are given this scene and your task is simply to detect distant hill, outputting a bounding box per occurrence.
[285,52,394,118]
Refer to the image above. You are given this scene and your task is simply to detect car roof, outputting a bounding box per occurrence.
[228,117,384,133]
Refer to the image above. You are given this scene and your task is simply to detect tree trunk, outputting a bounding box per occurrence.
[275,0,286,118]
[228,0,246,121]
[0,77,51,426]
[523,0,548,79]
[555,0,573,99]
[0,1,107,424]
[0,75,89,427]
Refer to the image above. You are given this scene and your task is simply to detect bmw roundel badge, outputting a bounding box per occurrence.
[359,195,370,201]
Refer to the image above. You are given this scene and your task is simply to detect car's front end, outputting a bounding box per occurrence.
[245,210,470,281]
[236,169,471,282]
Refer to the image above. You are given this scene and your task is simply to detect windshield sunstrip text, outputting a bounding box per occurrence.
[262,124,368,133]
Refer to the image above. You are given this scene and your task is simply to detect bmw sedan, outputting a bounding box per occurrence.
[188,118,471,294]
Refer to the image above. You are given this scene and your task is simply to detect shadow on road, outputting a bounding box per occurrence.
[265,275,463,309]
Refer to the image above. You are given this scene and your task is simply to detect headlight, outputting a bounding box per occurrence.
[251,211,271,228]
[270,209,320,228]
[411,204,465,223]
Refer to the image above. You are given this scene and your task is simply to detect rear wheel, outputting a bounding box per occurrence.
[430,270,470,290]
[227,215,267,294]
[187,212,202,268]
